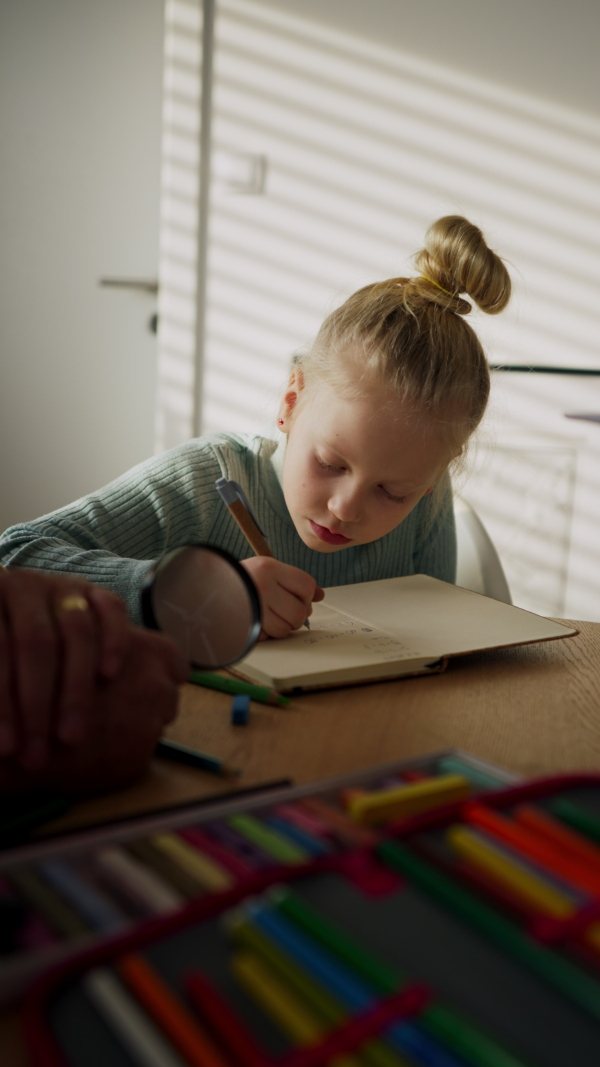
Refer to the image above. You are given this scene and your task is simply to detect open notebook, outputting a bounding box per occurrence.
[235,574,577,691]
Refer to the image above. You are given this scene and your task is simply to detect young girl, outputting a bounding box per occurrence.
[0,215,510,644]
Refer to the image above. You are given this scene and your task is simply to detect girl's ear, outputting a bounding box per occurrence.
[277,368,305,431]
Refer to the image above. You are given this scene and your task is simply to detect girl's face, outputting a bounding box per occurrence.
[279,372,455,553]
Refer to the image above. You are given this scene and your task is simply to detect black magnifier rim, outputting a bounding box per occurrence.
[140,543,262,668]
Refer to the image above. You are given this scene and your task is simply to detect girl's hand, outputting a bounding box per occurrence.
[240,557,324,639]
[0,569,133,770]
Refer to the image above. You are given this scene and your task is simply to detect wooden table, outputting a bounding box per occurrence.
[4,618,600,1062]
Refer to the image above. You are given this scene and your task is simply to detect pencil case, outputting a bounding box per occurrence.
[0,749,512,1008]
[18,764,600,1066]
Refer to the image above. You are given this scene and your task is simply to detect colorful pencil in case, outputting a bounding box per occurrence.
[463,801,600,897]
[231,949,363,1067]
[546,796,600,844]
[226,813,310,866]
[227,911,408,1067]
[185,969,268,1067]
[446,825,600,957]
[150,832,234,892]
[271,888,528,1067]
[37,858,127,936]
[84,968,188,1067]
[7,866,90,940]
[118,952,233,1067]
[298,797,377,847]
[263,814,331,858]
[177,825,256,880]
[446,825,580,916]
[437,757,509,791]
[274,802,339,843]
[201,820,275,870]
[188,670,290,707]
[347,775,471,828]
[155,739,241,778]
[95,846,185,917]
[240,899,465,1067]
[127,838,206,901]
[378,838,600,1026]
[514,803,600,872]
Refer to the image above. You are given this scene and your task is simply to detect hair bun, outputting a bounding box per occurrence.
[413,215,511,316]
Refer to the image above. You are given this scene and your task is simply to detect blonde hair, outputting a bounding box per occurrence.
[298,215,511,452]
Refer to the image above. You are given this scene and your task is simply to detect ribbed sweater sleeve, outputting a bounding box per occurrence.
[0,433,457,623]
[0,439,226,622]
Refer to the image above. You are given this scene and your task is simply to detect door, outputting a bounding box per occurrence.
[0,0,165,531]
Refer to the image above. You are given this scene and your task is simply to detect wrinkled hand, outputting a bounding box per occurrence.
[0,568,184,773]
[240,557,324,639]
[0,623,187,796]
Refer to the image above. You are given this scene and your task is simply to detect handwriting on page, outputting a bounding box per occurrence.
[300,608,422,661]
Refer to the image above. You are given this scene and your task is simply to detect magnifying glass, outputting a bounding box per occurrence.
[141,544,262,668]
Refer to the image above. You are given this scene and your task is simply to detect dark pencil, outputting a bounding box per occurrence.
[155,739,241,778]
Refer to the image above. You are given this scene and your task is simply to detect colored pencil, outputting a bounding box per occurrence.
[151,833,233,892]
[227,813,309,865]
[95,847,184,916]
[263,815,331,857]
[118,953,232,1067]
[232,950,361,1067]
[299,798,376,847]
[463,801,600,897]
[185,969,267,1067]
[348,775,470,827]
[271,889,527,1067]
[437,757,509,791]
[155,739,241,778]
[378,839,600,1025]
[446,826,579,918]
[38,858,126,935]
[515,804,600,871]
[8,866,90,939]
[178,825,255,880]
[188,670,290,706]
[201,821,274,870]
[127,839,204,899]
[228,913,406,1067]
[243,900,463,1067]
[84,968,187,1067]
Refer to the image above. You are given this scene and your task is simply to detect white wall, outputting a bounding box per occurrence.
[0,0,164,532]
[199,0,600,619]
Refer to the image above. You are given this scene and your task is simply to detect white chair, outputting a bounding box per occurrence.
[454,496,512,604]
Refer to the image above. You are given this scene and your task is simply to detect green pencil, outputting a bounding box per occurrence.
[188,670,290,706]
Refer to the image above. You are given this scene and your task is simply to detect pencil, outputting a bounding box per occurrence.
[463,801,600,897]
[228,915,404,1067]
[232,950,362,1067]
[188,670,290,707]
[155,738,241,778]
[151,832,234,892]
[271,888,524,1067]
[215,476,310,630]
[84,968,188,1067]
[118,952,233,1067]
[378,839,600,1025]
[185,970,267,1067]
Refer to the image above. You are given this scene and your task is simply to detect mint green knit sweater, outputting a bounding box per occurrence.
[0,434,456,623]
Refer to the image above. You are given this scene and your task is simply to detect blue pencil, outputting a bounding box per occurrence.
[242,901,464,1067]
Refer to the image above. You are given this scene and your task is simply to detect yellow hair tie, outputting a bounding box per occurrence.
[420,274,456,299]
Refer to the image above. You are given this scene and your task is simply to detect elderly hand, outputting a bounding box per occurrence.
[0,568,186,774]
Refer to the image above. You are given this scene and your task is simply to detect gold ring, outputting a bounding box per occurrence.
[58,594,90,613]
